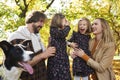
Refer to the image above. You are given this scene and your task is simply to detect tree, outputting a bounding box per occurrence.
[64,0,120,55]
[0,0,120,54]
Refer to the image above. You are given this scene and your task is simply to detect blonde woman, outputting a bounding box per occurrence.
[73,18,116,80]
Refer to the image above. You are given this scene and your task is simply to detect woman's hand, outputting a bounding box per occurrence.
[74,48,85,57]
[74,48,90,61]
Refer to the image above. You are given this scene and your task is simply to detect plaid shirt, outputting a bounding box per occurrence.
[11,39,47,80]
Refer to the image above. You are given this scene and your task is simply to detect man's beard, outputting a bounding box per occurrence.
[32,24,42,34]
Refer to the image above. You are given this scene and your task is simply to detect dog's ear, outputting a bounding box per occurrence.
[0,40,13,56]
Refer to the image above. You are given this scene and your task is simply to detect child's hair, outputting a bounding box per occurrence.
[50,13,65,28]
[77,17,91,34]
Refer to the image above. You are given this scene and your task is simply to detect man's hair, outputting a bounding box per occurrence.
[25,11,47,24]
[50,13,65,28]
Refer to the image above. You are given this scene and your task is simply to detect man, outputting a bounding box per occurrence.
[8,11,56,80]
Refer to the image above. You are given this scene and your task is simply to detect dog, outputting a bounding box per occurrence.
[0,40,35,80]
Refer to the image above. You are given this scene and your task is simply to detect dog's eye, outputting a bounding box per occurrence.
[15,47,23,54]
[16,49,21,53]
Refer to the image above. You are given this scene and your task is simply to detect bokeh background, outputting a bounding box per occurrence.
[0,0,120,79]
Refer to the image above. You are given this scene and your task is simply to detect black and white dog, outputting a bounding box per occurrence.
[0,40,34,80]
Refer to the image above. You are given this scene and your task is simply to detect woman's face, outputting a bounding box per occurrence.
[78,20,88,34]
[92,19,103,35]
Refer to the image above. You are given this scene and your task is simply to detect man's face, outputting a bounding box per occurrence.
[32,19,44,33]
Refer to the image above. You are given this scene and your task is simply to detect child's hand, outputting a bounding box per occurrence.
[70,50,77,59]
[70,42,78,49]
[65,20,70,26]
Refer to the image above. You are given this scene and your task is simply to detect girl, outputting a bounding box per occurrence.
[74,18,116,80]
[47,13,71,80]
[68,17,94,80]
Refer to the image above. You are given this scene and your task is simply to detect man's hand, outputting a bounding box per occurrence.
[42,47,56,59]
[29,47,56,66]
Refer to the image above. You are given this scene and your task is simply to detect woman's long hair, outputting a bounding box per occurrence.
[97,18,115,43]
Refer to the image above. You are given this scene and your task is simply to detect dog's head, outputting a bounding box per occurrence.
[0,40,34,74]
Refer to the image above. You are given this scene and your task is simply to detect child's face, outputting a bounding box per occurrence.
[78,20,88,34]
[62,18,66,27]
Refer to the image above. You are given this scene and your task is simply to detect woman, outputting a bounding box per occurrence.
[73,18,116,80]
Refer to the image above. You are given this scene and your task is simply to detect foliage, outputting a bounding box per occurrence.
[64,0,120,55]
[0,0,120,55]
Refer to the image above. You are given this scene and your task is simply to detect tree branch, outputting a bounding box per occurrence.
[15,0,32,18]
[15,0,23,11]
[19,0,28,17]
[43,0,55,12]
